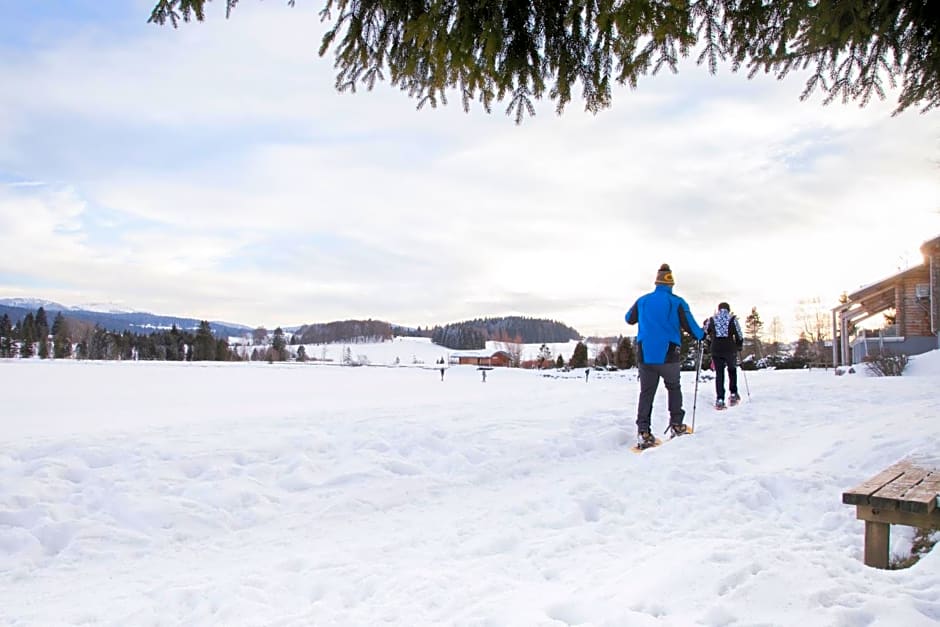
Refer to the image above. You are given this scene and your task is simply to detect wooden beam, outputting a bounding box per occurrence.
[864,520,890,569]
[847,283,897,303]
[855,505,940,528]
[896,284,904,335]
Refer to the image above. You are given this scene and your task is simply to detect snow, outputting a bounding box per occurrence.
[0,297,68,311]
[294,336,451,365]
[2,342,939,626]
[70,302,137,314]
[288,338,594,366]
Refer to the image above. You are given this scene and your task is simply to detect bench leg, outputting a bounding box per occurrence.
[864,521,890,569]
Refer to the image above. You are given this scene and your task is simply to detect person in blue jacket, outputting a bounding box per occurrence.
[626,264,705,448]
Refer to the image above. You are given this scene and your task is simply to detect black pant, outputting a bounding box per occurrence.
[712,352,738,400]
[636,362,685,433]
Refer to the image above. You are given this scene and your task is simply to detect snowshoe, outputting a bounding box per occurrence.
[729,394,741,406]
[715,399,727,410]
[666,423,692,439]
[630,431,663,453]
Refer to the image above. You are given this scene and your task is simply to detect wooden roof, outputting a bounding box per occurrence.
[846,264,927,302]
[920,235,940,256]
[840,234,938,311]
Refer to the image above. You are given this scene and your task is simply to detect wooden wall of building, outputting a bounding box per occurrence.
[899,270,932,336]
[931,254,940,335]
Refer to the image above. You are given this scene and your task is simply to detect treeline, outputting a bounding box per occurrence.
[536,336,636,370]
[292,319,394,345]
[431,316,581,350]
[0,307,238,361]
[74,321,236,361]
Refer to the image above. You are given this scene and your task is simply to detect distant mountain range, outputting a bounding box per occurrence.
[0,298,584,344]
[0,298,252,338]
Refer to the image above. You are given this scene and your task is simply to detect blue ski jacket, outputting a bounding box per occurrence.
[626,285,704,365]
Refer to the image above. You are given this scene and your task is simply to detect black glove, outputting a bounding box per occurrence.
[736,340,743,351]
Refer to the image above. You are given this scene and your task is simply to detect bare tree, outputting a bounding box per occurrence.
[795,297,832,363]
[766,316,785,363]
[493,331,523,367]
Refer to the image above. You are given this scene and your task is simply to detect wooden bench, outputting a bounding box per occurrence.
[842,457,940,568]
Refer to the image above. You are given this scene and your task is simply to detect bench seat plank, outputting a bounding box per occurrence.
[899,473,940,514]
[842,462,908,505]
[870,465,934,510]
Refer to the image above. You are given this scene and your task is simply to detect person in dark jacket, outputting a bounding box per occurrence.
[626,264,705,448]
[703,302,744,409]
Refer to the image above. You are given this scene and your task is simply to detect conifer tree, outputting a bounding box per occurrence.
[193,320,216,361]
[792,332,814,367]
[745,307,764,360]
[18,314,36,358]
[569,342,588,369]
[35,307,49,339]
[34,307,50,358]
[151,0,940,121]
[614,336,636,369]
[0,314,12,358]
[168,325,182,361]
[555,355,565,369]
[51,313,70,360]
[272,327,287,361]
[89,326,110,359]
[19,327,34,358]
[215,338,231,361]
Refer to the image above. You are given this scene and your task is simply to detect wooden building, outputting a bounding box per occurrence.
[449,350,512,368]
[832,235,940,365]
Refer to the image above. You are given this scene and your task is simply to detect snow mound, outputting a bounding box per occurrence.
[906,348,940,377]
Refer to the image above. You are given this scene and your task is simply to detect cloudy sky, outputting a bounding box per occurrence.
[1,1,938,339]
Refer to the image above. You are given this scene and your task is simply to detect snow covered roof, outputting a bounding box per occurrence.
[449,349,510,358]
[920,234,940,255]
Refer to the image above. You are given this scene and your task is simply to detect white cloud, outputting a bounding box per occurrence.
[1,4,938,337]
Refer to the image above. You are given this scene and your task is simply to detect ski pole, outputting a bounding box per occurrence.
[691,340,704,432]
[739,355,751,400]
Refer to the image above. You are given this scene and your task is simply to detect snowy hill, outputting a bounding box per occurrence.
[0,297,69,310]
[1,352,938,625]
[0,299,251,338]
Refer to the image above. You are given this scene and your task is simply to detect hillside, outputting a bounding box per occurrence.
[0,300,251,338]
[1,300,583,349]
[430,316,581,350]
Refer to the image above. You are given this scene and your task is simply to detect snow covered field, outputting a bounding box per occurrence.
[280,336,585,366]
[2,343,939,626]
